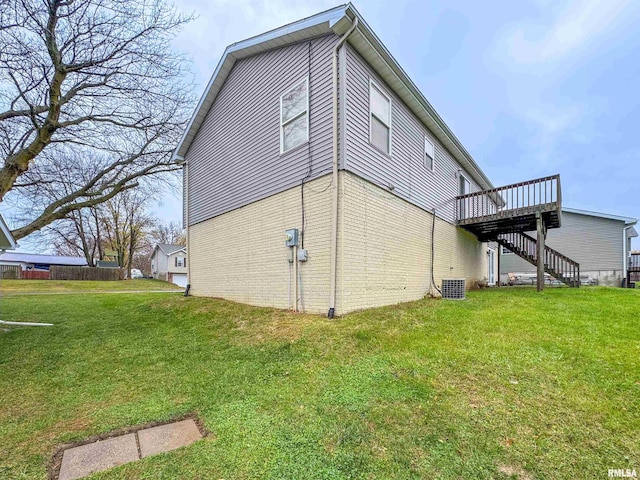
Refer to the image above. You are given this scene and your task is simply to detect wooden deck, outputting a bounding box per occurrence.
[456,175,562,241]
[629,254,640,273]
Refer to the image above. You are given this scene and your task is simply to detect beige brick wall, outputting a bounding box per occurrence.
[189,175,333,313]
[189,172,489,315]
[338,172,488,313]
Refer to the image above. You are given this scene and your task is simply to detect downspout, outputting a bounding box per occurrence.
[328,16,358,319]
[177,155,190,296]
[622,223,636,285]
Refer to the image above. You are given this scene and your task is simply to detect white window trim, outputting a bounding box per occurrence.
[459,172,471,196]
[369,78,392,155]
[487,247,497,285]
[280,76,309,154]
[424,136,435,172]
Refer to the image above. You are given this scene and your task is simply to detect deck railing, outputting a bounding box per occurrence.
[457,174,561,223]
[498,231,580,286]
[630,253,640,272]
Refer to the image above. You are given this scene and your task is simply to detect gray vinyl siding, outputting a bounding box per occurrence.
[500,211,625,274]
[152,249,168,276]
[343,44,482,224]
[185,34,337,226]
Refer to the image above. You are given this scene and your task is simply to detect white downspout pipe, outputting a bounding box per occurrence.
[0,320,53,327]
[328,16,358,319]
[177,155,191,295]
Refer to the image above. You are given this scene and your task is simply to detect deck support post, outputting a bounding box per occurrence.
[496,244,501,287]
[536,212,545,292]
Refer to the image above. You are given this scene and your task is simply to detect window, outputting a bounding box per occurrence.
[459,174,470,196]
[175,256,186,268]
[501,246,514,255]
[369,80,391,154]
[280,78,309,153]
[458,173,472,219]
[425,137,435,171]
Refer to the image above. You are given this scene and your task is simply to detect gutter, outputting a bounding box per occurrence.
[328,16,358,319]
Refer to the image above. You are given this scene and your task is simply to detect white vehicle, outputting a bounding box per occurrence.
[130,268,143,279]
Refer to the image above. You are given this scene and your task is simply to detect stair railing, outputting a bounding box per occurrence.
[457,174,561,223]
[498,231,580,286]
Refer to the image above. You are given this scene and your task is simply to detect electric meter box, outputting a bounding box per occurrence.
[285,228,299,247]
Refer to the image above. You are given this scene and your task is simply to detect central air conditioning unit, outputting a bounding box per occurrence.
[441,278,466,300]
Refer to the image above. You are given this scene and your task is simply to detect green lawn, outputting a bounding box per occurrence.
[0,279,182,293]
[0,288,638,479]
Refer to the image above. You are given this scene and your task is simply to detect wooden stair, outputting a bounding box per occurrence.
[497,232,580,287]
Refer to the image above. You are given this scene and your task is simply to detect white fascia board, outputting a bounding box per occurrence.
[563,207,638,225]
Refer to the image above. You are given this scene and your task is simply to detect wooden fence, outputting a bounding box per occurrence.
[0,265,20,279]
[20,270,50,280]
[0,267,50,280]
[50,266,124,281]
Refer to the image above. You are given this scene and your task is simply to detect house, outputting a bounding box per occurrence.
[150,244,187,287]
[0,252,88,270]
[96,250,120,268]
[630,252,640,284]
[0,214,17,251]
[500,208,638,286]
[175,4,580,316]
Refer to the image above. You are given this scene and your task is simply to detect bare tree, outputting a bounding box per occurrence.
[150,219,185,246]
[0,0,193,240]
[43,198,183,274]
[45,207,102,266]
[100,190,151,278]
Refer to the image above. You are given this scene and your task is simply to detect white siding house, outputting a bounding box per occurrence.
[150,244,187,287]
[500,208,638,286]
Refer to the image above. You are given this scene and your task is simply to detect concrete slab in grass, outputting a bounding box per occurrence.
[58,433,138,480]
[137,419,202,458]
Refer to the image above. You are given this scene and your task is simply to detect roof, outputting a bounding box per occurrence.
[155,244,187,256]
[173,3,494,191]
[563,207,638,225]
[0,214,16,250]
[0,252,88,266]
[96,260,120,268]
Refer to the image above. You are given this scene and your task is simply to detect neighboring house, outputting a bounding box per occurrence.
[150,244,187,287]
[175,4,577,316]
[500,208,638,286]
[0,252,88,270]
[630,253,640,284]
[0,214,17,251]
[96,250,120,268]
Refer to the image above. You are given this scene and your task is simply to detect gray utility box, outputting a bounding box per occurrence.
[285,228,299,247]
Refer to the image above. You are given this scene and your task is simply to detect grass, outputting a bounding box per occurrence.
[0,287,638,479]
[0,279,182,293]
